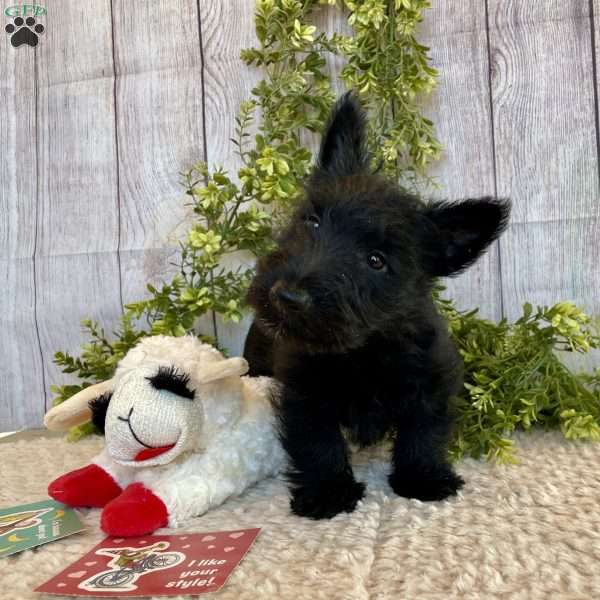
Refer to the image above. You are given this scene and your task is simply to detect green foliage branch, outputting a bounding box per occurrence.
[53,0,600,462]
[436,292,600,463]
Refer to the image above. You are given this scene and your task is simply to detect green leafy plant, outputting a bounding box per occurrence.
[53,0,600,461]
[436,291,600,463]
[53,0,441,438]
[341,0,441,185]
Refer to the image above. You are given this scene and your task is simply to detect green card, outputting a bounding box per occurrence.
[0,499,85,558]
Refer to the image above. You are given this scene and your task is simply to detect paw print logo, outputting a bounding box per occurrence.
[5,16,44,48]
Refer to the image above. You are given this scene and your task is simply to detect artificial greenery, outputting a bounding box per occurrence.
[437,292,600,463]
[53,0,600,461]
[53,0,441,436]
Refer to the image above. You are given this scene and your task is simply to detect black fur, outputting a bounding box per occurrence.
[146,365,195,400]
[244,92,510,519]
[317,93,370,177]
[89,392,112,434]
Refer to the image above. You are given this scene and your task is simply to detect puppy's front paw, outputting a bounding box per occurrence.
[389,465,464,501]
[290,479,365,519]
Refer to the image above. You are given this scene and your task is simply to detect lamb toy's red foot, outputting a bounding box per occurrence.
[48,464,122,508]
[49,465,168,537]
[43,335,285,538]
[101,483,168,536]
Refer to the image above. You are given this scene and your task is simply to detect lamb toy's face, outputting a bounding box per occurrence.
[43,335,250,466]
[103,364,202,467]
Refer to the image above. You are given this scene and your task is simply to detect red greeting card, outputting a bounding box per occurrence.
[35,528,260,597]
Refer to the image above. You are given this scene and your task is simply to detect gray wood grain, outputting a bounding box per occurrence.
[111,0,214,337]
[2,0,600,430]
[488,0,600,325]
[420,0,502,320]
[0,30,45,429]
[34,0,123,404]
[199,0,263,356]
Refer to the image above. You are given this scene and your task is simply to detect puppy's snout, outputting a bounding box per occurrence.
[270,281,311,312]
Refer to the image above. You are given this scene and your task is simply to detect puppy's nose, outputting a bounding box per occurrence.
[270,282,311,311]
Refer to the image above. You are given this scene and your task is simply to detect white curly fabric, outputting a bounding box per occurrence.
[2,431,600,599]
[68,334,286,526]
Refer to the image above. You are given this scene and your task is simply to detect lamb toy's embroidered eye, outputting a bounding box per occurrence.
[89,392,113,434]
[146,365,195,400]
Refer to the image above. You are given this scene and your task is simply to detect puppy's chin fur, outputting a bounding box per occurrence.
[253,317,361,355]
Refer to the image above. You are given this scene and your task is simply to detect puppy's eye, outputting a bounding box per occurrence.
[304,214,320,229]
[368,252,386,270]
[147,366,195,400]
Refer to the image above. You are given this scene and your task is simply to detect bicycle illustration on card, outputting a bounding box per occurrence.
[78,541,184,592]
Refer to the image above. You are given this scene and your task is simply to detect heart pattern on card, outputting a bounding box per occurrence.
[67,571,87,579]
[35,529,262,596]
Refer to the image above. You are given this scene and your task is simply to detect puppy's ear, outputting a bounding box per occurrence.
[316,91,369,177]
[420,197,510,277]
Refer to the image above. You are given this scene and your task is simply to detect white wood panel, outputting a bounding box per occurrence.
[0,27,45,428]
[488,0,600,324]
[35,0,123,404]
[200,0,263,356]
[420,0,502,320]
[111,0,214,337]
[2,0,600,429]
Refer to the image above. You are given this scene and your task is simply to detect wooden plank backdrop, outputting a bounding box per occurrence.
[1,0,599,430]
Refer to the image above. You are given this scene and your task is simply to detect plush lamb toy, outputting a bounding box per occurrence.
[45,335,285,537]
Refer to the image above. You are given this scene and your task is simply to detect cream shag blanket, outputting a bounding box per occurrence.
[2,432,600,599]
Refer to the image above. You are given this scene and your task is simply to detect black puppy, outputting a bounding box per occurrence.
[244,93,509,519]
